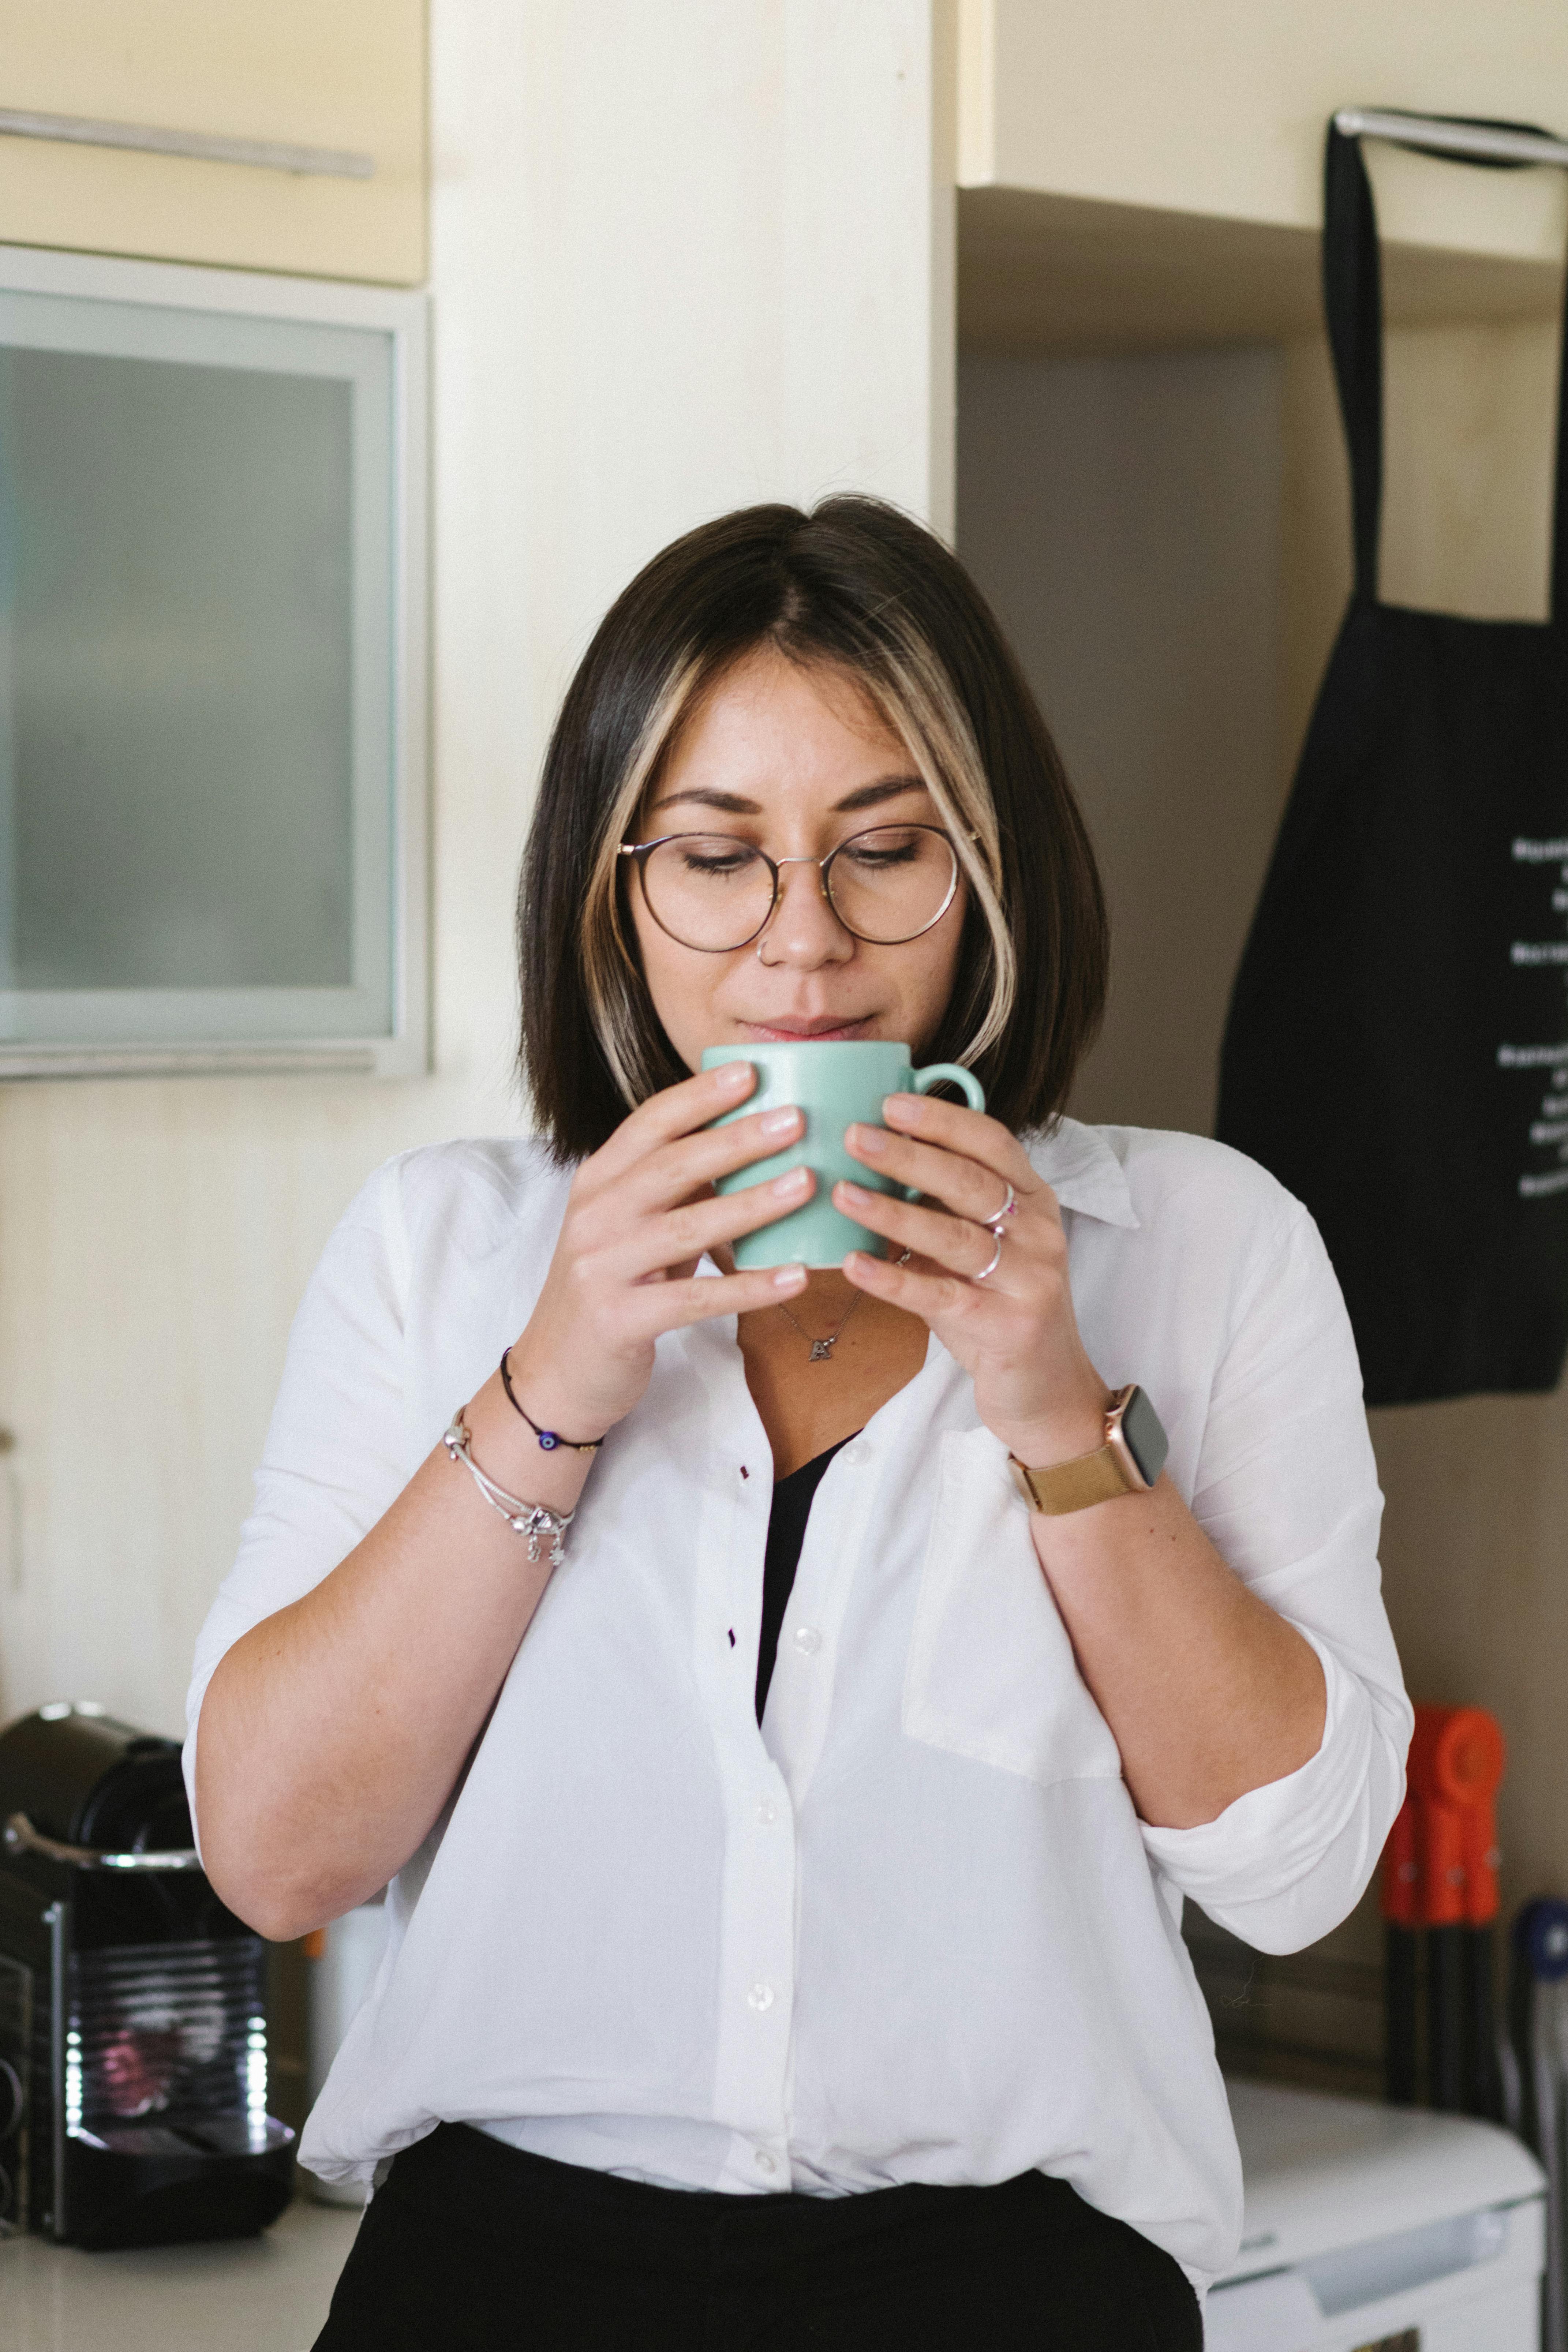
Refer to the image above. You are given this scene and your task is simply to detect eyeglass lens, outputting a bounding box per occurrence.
[638,827,958,951]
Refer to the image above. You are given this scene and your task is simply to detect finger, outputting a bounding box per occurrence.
[616,1102,805,1217]
[879,1093,1042,1186]
[844,1122,1032,1227]
[583,1060,758,1189]
[841,1247,988,1326]
[632,1261,809,1335]
[610,1166,817,1279]
[833,1181,1006,1281]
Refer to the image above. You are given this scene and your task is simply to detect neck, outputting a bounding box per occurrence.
[790,1267,860,1316]
[732,1255,931,1478]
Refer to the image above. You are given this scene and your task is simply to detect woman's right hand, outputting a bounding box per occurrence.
[503,1059,811,1444]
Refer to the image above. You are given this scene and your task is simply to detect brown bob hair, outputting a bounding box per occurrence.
[518,496,1107,1162]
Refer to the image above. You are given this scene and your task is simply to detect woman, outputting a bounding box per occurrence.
[187,497,1410,2349]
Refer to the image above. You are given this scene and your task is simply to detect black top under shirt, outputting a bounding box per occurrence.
[754,1435,860,1724]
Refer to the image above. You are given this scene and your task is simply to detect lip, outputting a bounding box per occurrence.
[740,1015,874,1042]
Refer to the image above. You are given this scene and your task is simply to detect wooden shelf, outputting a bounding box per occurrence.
[959,185,1563,356]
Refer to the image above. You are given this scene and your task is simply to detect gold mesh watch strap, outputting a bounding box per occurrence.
[1008,1442,1135,1517]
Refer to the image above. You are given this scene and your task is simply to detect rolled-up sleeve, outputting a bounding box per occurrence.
[1140,1202,1412,1954]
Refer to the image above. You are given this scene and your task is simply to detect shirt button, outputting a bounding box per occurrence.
[747,1982,775,2011]
[756,1801,777,1825]
[755,2149,778,2175]
[843,1441,871,1468]
[792,1626,822,1655]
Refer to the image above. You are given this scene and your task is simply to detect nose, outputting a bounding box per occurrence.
[756,858,854,967]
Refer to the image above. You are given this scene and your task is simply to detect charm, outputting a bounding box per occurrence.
[777,1289,864,1361]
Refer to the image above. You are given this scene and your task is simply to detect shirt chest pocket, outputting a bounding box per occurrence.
[901,1428,1124,1789]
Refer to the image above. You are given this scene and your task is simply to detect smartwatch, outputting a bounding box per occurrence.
[1008,1385,1169,1517]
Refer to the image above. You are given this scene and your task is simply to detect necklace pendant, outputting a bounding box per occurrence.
[809,1337,836,1363]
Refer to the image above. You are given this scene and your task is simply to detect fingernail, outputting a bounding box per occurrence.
[772,1263,807,1289]
[718,1060,752,1091]
[760,1106,801,1138]
[838,1180,870,1205]
[884,1093,918,1116]
[852,1123,887,1156]
[771,1167,811,1198]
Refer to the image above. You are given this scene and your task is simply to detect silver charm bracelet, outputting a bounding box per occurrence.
[442,1413,576,1566]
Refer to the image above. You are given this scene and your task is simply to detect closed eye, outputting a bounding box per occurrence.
[838,829,925,869]
[667,836,765,880]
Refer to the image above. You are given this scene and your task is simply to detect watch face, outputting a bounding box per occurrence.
[1119,1386,1169,1488]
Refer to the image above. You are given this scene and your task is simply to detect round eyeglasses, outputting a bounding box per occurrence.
[618,825,963,954]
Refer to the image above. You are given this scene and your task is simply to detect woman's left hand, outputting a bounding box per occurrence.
[838,1091,1109,1469]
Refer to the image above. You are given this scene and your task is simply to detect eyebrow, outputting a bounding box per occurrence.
[648,774,928,817]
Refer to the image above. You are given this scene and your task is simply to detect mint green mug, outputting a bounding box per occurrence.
[703,1040,986,1268]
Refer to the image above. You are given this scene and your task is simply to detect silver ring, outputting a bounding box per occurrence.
[984,1180,1018,1235]
[973,1230,1004,1282]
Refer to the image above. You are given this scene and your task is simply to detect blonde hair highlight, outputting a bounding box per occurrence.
[578,658,704,1112]
[575,634,1014,1115]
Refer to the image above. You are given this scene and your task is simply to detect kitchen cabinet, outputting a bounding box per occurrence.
[0,0,425,284]
[958,0,1568,353]
[0,242,429,1077]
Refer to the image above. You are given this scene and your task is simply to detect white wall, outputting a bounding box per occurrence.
[957,345,1284,1136]
[0,1,955,1739]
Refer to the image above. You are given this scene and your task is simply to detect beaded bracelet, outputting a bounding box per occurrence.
[499,1348,605,1453]
[442,1415,575,1565]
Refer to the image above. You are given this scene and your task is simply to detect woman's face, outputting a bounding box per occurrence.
[627,646,968,1070]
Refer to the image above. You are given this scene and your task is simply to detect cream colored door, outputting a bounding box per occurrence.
[0,0,425,283]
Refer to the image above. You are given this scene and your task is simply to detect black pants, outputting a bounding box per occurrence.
[313,2123,1202,2351]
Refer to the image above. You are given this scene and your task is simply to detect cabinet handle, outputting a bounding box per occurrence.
[1334,106,1568,171]
[0,105,373,179]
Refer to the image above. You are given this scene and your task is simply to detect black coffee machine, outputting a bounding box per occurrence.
[0,1702,295,2248]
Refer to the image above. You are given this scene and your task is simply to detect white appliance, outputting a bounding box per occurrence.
[1207,2081,1546,2352]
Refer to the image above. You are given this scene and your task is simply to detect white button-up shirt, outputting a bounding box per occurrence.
[183,1117,1410,2291]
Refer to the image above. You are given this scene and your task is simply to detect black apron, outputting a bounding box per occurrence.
[1216,114,1568,1408]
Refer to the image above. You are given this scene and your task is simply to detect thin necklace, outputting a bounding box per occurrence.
[776,1287,866,1363]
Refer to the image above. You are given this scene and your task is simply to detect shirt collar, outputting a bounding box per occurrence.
[1023,1117,1140,1231]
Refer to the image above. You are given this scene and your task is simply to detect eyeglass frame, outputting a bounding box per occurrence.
[616,823,969,953]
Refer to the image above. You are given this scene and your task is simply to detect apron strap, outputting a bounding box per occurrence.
[1323,112,1568,614]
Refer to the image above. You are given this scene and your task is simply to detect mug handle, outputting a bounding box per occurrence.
[902,1064,987,1202]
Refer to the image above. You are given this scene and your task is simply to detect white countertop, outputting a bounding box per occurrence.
[0,2198,362,2352]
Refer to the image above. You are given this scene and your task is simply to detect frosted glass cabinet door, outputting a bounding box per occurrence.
[0,244,427,1076]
